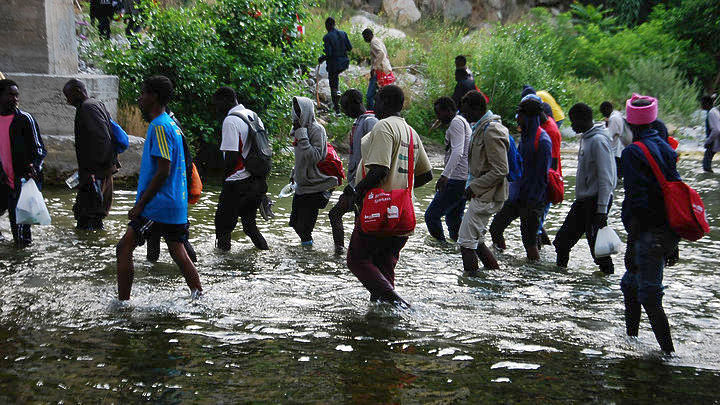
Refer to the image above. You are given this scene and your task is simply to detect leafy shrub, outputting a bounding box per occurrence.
[98,0,316,153]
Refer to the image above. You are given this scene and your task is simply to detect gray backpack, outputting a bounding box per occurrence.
[229,110,272,178]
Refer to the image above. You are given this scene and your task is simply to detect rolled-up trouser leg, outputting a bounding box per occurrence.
[329,192,353,248]
[346,227,398,300]
[489,201,520,249]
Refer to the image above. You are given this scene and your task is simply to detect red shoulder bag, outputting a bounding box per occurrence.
[359,128,416,236]
[635,141,709,241]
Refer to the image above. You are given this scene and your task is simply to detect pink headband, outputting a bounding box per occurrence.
[625,93,658,125]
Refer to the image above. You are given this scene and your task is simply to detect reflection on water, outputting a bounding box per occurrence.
[1,151,719,402]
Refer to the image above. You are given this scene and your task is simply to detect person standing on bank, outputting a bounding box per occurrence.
[362,28,392,110]
[329,89,378,255]
[212,86,269,251]
[457,91,509,274]
[0,79,47,247]
[553,103,616,274]
[289,96,338,246]
[701,95,720,173]
[489,95,551,262]
[620,94,681,354]
[600,101,626,179]
[424,97,471,242]
[347,85,433,306]
[63,79,116,230]
[115,75,202,300]
[319,17,352,112]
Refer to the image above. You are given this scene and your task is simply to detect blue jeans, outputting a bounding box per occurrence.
[538,202,551,235]
[366,73,378,110]
[620,230,669,306]
[424,179,466,241]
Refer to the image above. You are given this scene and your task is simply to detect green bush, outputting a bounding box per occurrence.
[98,0,316,152]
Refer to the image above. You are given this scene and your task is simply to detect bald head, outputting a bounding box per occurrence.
[63,79,88,107]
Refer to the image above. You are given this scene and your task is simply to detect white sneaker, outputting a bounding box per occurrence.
[190,289,203,300]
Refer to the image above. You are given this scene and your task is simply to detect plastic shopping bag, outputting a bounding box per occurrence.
[15,178,51,225]
[594,226,622,258]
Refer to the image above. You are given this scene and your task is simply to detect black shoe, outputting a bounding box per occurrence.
[216,233,231,251]
[259,195,275,220]
[334,245,345,256]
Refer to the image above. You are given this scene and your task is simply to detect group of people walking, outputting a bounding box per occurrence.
[1,24,717,354]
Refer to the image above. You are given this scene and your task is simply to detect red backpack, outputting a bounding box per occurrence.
[635,142,709,241]
[317,142,345,185]
[535,129,565,204]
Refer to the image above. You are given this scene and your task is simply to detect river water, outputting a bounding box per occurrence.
[1,150,719,403]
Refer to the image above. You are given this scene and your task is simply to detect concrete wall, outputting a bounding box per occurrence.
[42,135,145,183]
[6,73,119,136]
[0,0,78,74]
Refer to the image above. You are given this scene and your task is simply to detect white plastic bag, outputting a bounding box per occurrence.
[594,226,622,257]
[15,178,51,225]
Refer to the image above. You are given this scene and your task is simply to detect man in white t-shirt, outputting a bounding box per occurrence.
[212,86,269,251]
[601,101,625,180]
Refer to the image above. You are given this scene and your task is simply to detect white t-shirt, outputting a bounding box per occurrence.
[220,104,263,182]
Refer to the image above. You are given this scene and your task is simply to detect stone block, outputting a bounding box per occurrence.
[42,134,145,184]
[5,73,119,136]
[0,0,78,75]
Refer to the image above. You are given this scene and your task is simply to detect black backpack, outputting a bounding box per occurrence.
[229,110,272,178]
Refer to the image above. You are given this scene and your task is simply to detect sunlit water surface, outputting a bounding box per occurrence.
[1,150,719,403]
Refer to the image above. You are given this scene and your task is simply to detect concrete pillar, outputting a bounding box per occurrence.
[0,0,78,75]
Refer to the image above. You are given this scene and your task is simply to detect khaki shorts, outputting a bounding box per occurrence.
[457,199,504,249]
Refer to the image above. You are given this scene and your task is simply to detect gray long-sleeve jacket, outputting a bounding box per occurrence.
[347,112,378,187]
[576,123,617,213]
[291,96,338,195]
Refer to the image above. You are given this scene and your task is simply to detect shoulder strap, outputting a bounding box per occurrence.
[634,141,667,187]
[407,127,415,191]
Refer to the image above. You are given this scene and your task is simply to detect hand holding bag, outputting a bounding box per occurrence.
[594,226,622,257]
[359,128,416,236]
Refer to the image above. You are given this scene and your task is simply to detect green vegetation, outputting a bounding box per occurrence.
[88,0,718,158]
[92,0,316,157]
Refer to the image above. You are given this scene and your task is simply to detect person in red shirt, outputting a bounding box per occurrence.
[537,104,562,246]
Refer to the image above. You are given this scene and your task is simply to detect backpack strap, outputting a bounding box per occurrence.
[407,127,415,191]
[634,141,668,188]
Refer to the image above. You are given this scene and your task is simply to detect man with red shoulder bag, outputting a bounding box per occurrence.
[347,85,432,307]
[620,94,682,354]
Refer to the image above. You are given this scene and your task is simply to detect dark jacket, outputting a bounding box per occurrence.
[650,118,668,142]
[5,109,47,187]
[621,129,680,233]
[74,98,114,183]
[323,29,352,73]
[510,129,551,203]
[452,78,477,108]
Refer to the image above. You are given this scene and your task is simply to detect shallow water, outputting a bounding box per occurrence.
[1,150,719,403]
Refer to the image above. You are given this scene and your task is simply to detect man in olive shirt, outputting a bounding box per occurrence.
[347,85,432,307]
